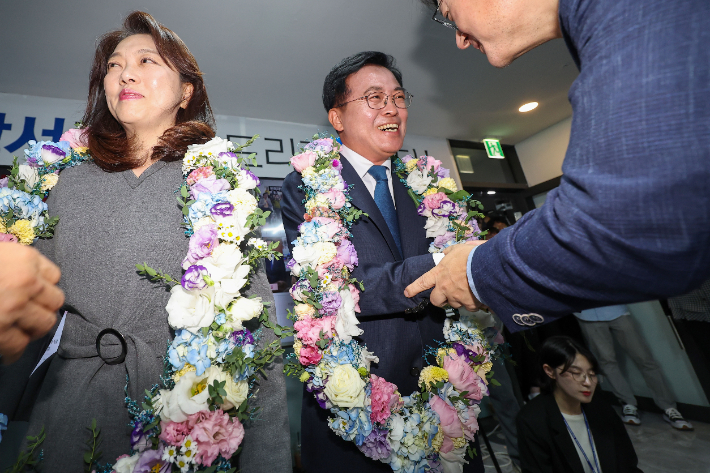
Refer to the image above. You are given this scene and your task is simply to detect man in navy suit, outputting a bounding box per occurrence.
[406,0,710,332]
[282,52,484,473]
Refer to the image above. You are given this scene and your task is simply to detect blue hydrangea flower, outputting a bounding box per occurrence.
[186,343,211,376]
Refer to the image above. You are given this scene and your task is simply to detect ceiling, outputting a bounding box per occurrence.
[0,0,578,145]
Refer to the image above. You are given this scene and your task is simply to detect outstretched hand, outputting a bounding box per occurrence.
[404,241,486,311]
[0,242,64,364]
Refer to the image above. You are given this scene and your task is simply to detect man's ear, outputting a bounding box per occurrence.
[329,108,344,133]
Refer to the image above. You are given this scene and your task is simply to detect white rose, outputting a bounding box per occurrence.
[406,169,432,194]
[200,243,245,282]
[166,285,216,332]
[236,170,258,190]
[113,453,140,473]
[324,364,366,408]
[424,216,449,238]
[203,366,248,410]
[214,264,251,308]
[292,244,320,269]
[159,371,210,423]
[18,165,39,189]
[225,296,263,331]
[185,137,232,161]
[334,288,362,343]
[439,446,468,473]
[387,414,405,450]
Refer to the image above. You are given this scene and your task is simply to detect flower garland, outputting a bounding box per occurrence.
[113,136,284,473]
[3,134,283,472]
[0,128,91,244]
[285,135,496,473]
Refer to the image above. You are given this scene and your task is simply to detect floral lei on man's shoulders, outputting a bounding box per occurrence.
[5,133,286,472]
[284,134,498,473]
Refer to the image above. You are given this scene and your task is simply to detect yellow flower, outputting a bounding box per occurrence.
[418,366,449,388]
[40,173,59,191]
[479,361,493,374]
[436,347,457,367]
[438,178,458,192]
[173,363,196,383]
[299,371,311,383]
[302,167,316,179]
[324,364,366,408]
[432,430,444,452]
[422,188,438,197]
[452,436,468,449]
[9,220,35,245]
[405,159,419,172]
[294,303,316,320]
[74,146,89,155]
[293,339,303,356]
[314,241,337,265]
[0,220,6,234]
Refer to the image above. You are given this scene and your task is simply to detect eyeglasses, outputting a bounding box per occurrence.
[564,369,598,383]
[432,0,459,31]
[335,91,413,110]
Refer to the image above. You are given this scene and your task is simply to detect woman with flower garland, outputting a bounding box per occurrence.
[11,12,290,472]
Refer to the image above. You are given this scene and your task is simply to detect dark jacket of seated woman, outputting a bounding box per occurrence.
[516,336,643,473]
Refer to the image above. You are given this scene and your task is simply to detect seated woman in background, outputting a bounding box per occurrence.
[516,335,642,473]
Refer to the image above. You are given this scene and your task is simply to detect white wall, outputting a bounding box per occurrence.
[0,93,461,188]
[514,116,571,187]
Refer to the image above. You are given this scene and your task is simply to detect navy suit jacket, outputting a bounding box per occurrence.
[281,155,483,473]
[472,0,710,331]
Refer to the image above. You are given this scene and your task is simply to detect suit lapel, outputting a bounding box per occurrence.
[340,156,401,260]
[585,405,617,473]
[391,163,429,259]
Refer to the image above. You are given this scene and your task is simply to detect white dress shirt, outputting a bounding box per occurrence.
[339,144,444,265]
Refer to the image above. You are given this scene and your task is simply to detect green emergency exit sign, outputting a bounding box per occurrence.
[482,139,505,159]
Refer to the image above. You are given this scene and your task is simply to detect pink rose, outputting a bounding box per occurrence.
[299,345,322,365]
[459,405,480,441]
[324,188,346,209]
[0,233,18,243]
[159,420,191,446]
[291,151,317,172]
[444,355,483,401]
[189,410,244,466]
[423,192,447,210]
[186,166,214,185]
[429,396,463,453]
[294,316,336,345]
[312,217,341,239]
[349,283,360,313]
[370,375,401,424]
[317,258,344,279]
[425,156,442,172]
[59,128,88,150]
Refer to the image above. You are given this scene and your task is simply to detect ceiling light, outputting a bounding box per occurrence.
[487,190,496,195]
[519,102,538,112]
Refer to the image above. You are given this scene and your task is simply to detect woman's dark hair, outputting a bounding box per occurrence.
[322,51,403,111]
[538,336,600,394]
[83,11,215,171]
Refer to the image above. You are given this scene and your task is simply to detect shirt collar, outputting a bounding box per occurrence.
[339,144,392,180]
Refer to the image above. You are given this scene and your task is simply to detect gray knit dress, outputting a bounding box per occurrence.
[28,159,291,472]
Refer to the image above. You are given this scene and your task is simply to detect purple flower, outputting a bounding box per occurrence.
[286,258,297,271]
[400,154,414,163]
[332,159,343,171]
[437,167,450,179]
[357,427,392,461]
[210,201,234,217]
[0,177,8,188]
[40,144,67,165]
[453,342,478,362]
[306,379,329,409]
[244,169,260,187]
[432,200,457,218]
[181,265,210,290]
[190,174,231,198]
[133,446,170,473]
[319,291,342,316]
[336,240,358,270]
[230,329,255,346]
[433,231,456,248]
[130,423,150,452]
[183,224,219,267]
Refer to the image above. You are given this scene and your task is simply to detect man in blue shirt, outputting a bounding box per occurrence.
[574,305,692,430]
[407,0,710,331]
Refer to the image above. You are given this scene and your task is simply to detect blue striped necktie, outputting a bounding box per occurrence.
[367,165,402,258]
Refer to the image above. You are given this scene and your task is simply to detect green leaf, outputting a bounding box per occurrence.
[180,185,189,198]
